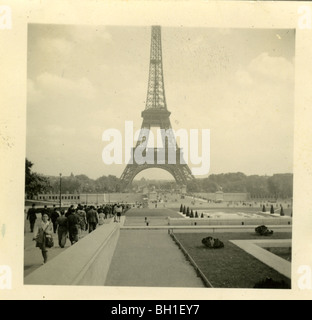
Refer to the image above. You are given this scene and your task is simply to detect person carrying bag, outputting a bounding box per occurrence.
[33,213,54,264]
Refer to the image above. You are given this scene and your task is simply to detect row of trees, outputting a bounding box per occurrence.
[186,172,293,199]
[48,173,122,194]
[25,159,293,199]
[262,204,285,216]
[179,204,203,218]
[132,178,177,192]
[25,159,51,199]
[25,158,122,199]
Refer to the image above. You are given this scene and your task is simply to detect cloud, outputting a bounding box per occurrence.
[27,78,43,104]
[235,68,253,87]
[45,124,76,137]
[249,52,294,82]
[67,26,113,44]
[38,37,73,57]
[36,72,96,100]
[86,125,103,140]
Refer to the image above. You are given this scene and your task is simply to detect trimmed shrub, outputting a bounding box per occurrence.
[262,205,266,213]
[255,225,273,236]
[186,207,190,217]
[179,204,183,213]
[201,213,204,218]
[190,209,194,218]
[280,206,285,216]
[270,205,275,214]
[183,206,186,215]
[202,236,224,249]
[195,211,198,218]
[254,277,290,289]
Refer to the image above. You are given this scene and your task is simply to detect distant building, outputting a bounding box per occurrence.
[181,185,187,194]
[34,193,143,205]
[215,191,224,202]
[206,192,250,202]
[148,190,157,201]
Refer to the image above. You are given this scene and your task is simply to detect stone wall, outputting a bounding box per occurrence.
[194,192,250,202]
[168,217,292,226]
[24,221,120,286]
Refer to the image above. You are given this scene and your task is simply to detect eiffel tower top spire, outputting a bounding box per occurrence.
[145,25,167,111]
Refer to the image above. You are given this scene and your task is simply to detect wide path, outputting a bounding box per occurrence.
[105,229,205,288]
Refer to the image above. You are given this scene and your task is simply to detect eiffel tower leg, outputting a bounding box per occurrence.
[120,163,140,190]
[169,164,194,186]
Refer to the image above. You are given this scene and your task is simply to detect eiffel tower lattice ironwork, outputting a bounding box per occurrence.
[120,26,195,189]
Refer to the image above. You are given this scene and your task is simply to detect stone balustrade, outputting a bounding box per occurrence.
[24,221,120,286]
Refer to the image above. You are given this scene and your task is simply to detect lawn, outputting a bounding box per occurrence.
[264,247,292,262]
[173,232,292,289]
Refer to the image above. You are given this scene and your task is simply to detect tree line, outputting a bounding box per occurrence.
[25,159,293,199]
[186,172,293,199]
[25,158,122,199]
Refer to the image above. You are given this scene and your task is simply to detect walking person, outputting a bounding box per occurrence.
[98,210,105,226]
[83,205,89,231]
[67,210,79,245]
[33,213,53,264]
[51,205,60,234]
[76,206,87,237]
[86,206,99,233]
[116,204,122,222]
[42,205,51,218]
[27,203,37,233]
[56,210,68,248]
[65,205,75,218]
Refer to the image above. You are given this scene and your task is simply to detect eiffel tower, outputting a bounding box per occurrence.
[120,26,195,189]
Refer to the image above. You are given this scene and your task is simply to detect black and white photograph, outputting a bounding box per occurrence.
[1,0,312,300]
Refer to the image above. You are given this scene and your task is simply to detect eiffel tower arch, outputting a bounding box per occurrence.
[120,26,195,190]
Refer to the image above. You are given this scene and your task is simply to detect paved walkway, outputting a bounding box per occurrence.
[105,229,205,288]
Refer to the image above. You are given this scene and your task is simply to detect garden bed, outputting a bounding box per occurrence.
[264,247,292,262]
[173,232,291,288]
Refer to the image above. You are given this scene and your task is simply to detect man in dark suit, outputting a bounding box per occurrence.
[51,205,60,234]
[67,210,79,245]
[26,203,37,232]
[41,205,51,218]
[56,210,68,248]
[86,206,99,233]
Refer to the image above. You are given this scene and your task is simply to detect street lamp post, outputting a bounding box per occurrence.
[86,183,89,206]
[59,173,62,210]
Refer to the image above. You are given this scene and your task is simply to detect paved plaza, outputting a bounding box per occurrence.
[24,207,292,287]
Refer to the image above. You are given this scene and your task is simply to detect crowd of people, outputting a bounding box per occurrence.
[26,203,129,264]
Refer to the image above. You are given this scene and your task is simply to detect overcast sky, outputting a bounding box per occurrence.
[27,25,295,180]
